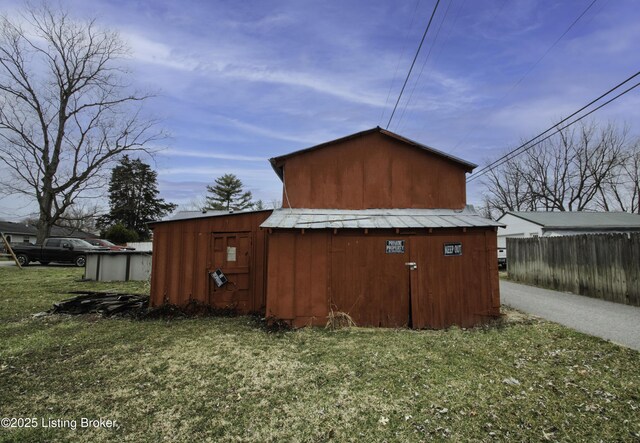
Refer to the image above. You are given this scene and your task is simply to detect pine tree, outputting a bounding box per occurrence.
[205,174,253,211]
[100,156,177,240]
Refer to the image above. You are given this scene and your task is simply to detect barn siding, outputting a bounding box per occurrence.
[409,229,499,328]
[265,227,500,328]
[265,231,330,326]
[280,131,467,210]
[149,211,271,312]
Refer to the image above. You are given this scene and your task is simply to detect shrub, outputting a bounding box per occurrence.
[103,223,139,244]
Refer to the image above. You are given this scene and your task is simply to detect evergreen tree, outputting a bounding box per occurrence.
[100,156,176,240]
[205,174,253,211]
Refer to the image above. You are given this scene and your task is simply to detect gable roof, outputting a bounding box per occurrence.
[0,220,96,239]
[269,127,477,180]
[0,221,34,236]
[500,211,640,230]
[49,226,98,238]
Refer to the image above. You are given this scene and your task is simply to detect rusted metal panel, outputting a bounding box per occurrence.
[277,131,468,210]
[149,210,272,313]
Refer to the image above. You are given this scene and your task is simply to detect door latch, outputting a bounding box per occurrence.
[405,262,417,270]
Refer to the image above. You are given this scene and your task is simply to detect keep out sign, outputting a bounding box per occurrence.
[444,242,462,256]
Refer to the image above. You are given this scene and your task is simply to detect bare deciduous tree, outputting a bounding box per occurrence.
[482,121,639,217]
[483,155,538,217]
[598,139,640,213]
[56,201,103,234]
[0,5,161,242]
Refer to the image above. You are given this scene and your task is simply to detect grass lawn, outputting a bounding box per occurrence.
[1,267,639,442]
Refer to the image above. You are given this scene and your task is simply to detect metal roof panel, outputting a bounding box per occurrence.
[261,206,504,229]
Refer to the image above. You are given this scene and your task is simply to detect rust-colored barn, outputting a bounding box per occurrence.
[150,127,502,328]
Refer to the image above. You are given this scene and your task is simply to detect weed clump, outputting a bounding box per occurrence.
[325,310,356,330]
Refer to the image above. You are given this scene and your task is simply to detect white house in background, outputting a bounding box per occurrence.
[496,211,640,266]
[0,221,36,244]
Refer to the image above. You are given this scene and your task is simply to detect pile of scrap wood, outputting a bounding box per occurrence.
[50,291,149,317]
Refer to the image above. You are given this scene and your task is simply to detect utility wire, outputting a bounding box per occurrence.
[379,0,423,126]
[416,0,507,133]
[467,81,640,183]
[466,71,640,183]
[450,0,599,154]
[468,72,640,182]
[394,0,454,132]
[385,0,441,130]
[397,0,467,134]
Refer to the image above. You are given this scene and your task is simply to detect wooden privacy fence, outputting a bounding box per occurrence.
[507,234,640,307]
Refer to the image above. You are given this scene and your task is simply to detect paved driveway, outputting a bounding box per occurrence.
[501,280,640,351]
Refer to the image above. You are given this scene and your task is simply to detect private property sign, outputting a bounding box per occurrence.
[386,240,405,254]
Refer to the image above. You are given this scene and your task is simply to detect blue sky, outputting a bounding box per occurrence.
[1,0,639,219]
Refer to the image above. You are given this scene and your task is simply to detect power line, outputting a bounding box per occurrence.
[394,0,455,132]
[449,0,599,154]
[385,0,441,130]
[379,0,423,126]
[466,71,640,183]
[397,0,468,134]
[412,0,507,135]
[468,72,640,182]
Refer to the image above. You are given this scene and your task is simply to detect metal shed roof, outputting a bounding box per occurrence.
[261,206,503,229]
[503,211,640,230]
[166,210,228,221]
[150,208,274,226]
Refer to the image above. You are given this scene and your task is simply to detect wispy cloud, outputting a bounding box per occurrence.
[162,148,266,162]
[208,115,322,145]
[218,65,388,107]
[121,31,390,107]
[158,166,275,180]
[122,31,200,71]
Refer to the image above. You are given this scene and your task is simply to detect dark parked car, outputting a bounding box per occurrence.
[87,239,135,251]
[12,238,106,267]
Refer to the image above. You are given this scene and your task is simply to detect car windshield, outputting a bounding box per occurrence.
[70,239,94,248]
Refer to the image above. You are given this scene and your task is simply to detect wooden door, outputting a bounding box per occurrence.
[209,232,252,311]
[330,235,411,327]
[410,234,467,329]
